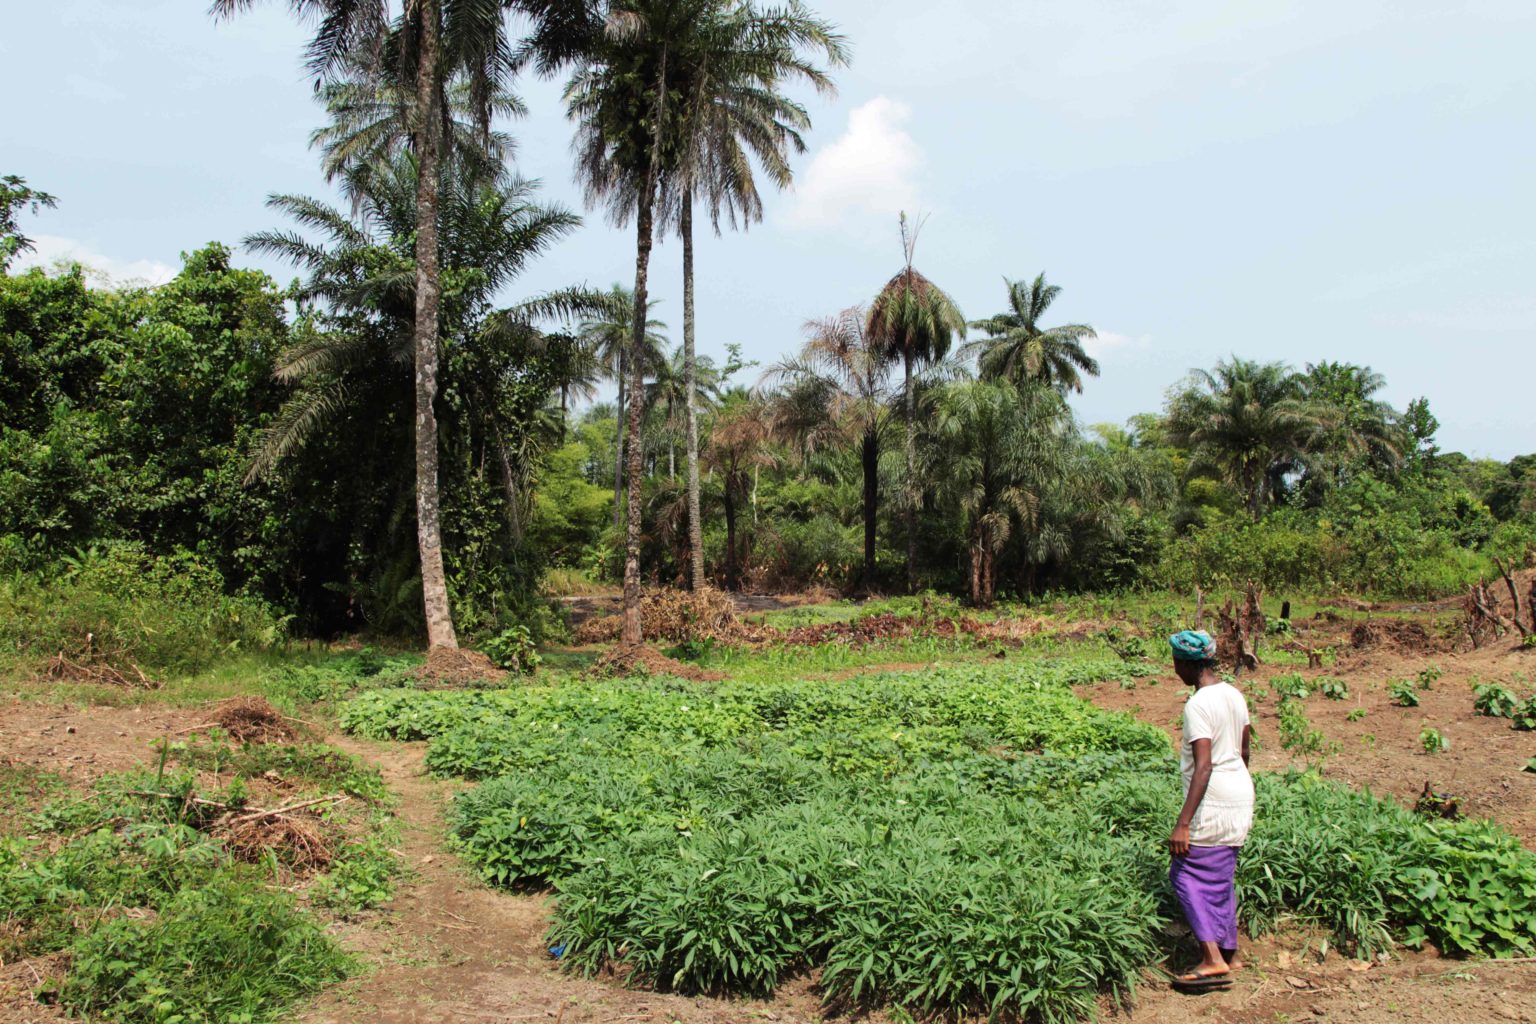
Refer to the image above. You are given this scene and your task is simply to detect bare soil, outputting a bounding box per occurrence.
[1075,639,1536,848]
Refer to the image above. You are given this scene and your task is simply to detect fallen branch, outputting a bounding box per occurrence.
[129,789,235,810]
[225,794,347,826]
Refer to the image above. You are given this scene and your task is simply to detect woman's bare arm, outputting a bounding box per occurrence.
[1170,737,1212,856]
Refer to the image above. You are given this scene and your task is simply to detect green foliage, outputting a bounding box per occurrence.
[1270,672,1312,701]
[0,542,286,674]
[343,658,1536,1020]
[482,625,542,674]
[311,832,400,914]
[1512,697,1536,731]
[1276,698,1334,757]
[1346,708,1368,722]
[1472,681,1519,719]
[1240,772,1536,957]
[0,175,57,270]
[1389,679,1421,707]
[61,875,351,1023]
[1420,727,1449,754]
[1418,665,1443,688]
[1317,677,1349,700]
[0,740,394,1018]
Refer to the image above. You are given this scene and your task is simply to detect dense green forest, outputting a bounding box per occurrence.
[4,174,1535,649]
[2,0,1534,652]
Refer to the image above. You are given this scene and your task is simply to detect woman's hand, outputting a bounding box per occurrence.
[1169,823,1191,856]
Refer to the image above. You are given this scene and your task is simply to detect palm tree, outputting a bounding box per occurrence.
[647,342,729,482]
[922,380,1074,607]
[246,154,582,481]
[663,1,846,592]
[1165,358,1327,517]
[309,74,525,213]
[762,306,894,587]
[566,0,711,643]
[966,274,1100,394]
[1296,361,1404,493]
[212,0,601,649]
[703,396,776,590]
[577,284,665,535]
[865,213,966,590]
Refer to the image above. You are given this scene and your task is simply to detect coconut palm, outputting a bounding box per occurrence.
[762,306,895,587]
[663,1,846,591]
[865,213,966,590]
[213,0,602,649]
[1165,358,1328,517]
[966,274,1100,394]
[577,284,666,535]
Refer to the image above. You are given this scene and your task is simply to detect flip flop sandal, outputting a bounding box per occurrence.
[1169,971,1233,992]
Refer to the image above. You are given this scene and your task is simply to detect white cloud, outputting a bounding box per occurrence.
[14,235,177,287]
[1084,329,1152,359]
[785,97,922,228]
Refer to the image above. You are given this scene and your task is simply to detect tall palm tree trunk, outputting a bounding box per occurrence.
[411,0,457,650]
[903,346,916,592]
[622,180,656,646]
[682,194,705,591]
[612,353,626,535]
[861,429,879,587]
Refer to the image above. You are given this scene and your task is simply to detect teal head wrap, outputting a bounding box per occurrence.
[1169,629,1216,662]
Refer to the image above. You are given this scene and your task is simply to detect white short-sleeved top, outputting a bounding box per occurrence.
[1179,681,1256,847]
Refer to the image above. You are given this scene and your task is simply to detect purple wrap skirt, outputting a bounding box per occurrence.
[1169,844,1240,950]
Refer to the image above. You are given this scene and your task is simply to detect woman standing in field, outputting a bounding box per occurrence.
[1166,629,1254,990]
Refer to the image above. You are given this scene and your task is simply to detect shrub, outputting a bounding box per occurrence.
[61,875,351,1023]
[1270,673,1311,701]
[0,543,285,674]
[1472,681,1519,719]
[481,624,542,675]
[1513,697,1536,731]
[1318,677,1349,700]
[1420,727,1449,753]
[1389,680,1420,707]
[1277,699,1334,756]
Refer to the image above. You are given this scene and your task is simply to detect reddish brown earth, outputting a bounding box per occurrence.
[1075,639,1536,848]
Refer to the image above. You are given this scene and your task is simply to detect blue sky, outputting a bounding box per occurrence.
[8,0,1535,457]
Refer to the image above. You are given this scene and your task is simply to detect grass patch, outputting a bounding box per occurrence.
[0,736,398,1020]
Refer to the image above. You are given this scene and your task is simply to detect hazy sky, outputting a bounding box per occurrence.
[8,0,1535,457]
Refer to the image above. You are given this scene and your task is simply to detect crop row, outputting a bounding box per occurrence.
[343,662,1536,1021]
